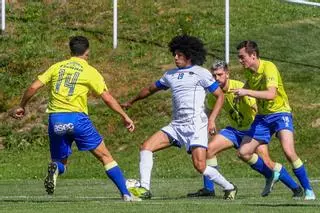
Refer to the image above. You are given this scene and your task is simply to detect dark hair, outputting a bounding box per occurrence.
[236,40,259,58]
[211,60,228,72]
[168,35,207,65]
[69,36,89,56]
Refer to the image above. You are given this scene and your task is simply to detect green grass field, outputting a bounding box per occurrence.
[1,178,319,213]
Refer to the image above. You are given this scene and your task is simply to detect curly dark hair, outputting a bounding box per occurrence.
[168,35,207,66]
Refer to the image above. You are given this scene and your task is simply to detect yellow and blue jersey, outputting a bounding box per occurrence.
[206,79,256,130]
[244,59,291,115]
[38,57,108,114]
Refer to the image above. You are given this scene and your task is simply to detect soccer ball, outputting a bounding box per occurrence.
[126,179,140,188]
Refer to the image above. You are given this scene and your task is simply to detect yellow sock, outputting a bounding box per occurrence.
[273,162,282,172]
[206,156,218,167]
[104,161,118,171]
[247,153,259,165]
[292,158,303,169]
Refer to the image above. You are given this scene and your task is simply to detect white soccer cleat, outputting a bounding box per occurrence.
[304,189,316,200]
[122,194,142,202]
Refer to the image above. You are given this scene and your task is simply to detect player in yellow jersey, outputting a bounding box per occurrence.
[11,36,139,202]
[233,40,315,200]
[187,61,303,199]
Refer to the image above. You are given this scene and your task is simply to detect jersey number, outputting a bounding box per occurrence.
[177,73,184,79]
[55,69,80,96]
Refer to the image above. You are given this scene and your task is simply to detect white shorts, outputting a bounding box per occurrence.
[161,117,208,154]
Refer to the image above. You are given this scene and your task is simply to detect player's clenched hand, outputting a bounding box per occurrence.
[10,107,25,119]
[123,117,135,132]
[208,120,217,136]
[230,88,248,97]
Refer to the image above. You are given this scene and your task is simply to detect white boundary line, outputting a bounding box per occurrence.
[285,0,320,7]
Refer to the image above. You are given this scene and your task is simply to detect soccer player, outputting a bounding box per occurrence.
[121,35,237,200]
[187,61,303,198]
[233,40,315,200]
[11,36,139,202]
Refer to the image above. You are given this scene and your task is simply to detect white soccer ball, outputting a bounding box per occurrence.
[126,179,140,188]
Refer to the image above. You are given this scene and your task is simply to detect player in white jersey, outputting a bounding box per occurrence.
[122,35,237,200]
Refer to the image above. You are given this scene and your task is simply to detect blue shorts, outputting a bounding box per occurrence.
[246,112,294,144]
[48,112,103,161]
[219,126,248,149]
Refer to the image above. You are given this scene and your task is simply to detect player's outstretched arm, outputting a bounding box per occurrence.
[11,79,44,119]
[231,87,277,100]
[101,91,135,132]
[208,87,224,135]
[121,83,161,110]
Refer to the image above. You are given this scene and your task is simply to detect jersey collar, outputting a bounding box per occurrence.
[71,57,88,64]
[178,65,194,70]
[256,59,264,74]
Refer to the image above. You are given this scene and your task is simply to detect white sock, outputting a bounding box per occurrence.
[139,150,153,190]
[203,166,234,190]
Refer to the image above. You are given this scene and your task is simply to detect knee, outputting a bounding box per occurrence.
[206,148,217,160]
[193,160,206,173]
[140,143,152,152]
[237,150,252,162]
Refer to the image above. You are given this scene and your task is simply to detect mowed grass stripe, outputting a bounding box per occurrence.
[0,178,319,213]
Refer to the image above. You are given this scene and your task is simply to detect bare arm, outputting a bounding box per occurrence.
[231,86,277,100]
[20,80,44,108]
[208,87,224,135]
[101,91,135,132]
[11,79,44,119]
[121,82,161,109]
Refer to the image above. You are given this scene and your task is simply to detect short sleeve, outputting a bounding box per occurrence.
[155,80,169,90]
[38,65,56,85]
[264,63,278,88]
[155,73,170,90]
[88,69,108,95]
[198,69,218,92]
[199,69,216,88]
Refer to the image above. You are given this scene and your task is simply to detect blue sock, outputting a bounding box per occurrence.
[279,166,299,190]
[250,156,273,178]
[106,165,130,196]
[203,175,214,192]
[55,161,65,175]
[293,165,312,191]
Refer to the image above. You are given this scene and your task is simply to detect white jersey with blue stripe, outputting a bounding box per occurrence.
[155,65,219,123]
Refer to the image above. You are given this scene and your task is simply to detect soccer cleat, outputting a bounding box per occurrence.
[187,188,215,197]
[128,187,152,199]
[122,194,142,202]
[261,171,280,197]
[304,189,316,200]
[44,162,59,195]
[292,186,304,199]
[223,184,238,200]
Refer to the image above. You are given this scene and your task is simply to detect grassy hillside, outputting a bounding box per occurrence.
[0,0,319,181]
